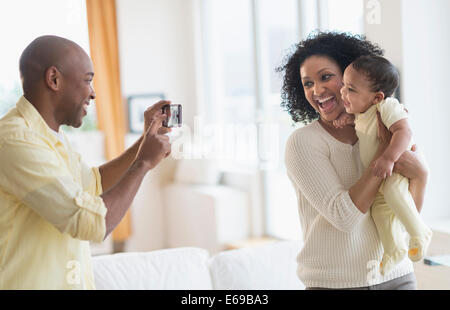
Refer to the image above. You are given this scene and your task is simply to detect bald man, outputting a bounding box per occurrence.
[0,35,171,289]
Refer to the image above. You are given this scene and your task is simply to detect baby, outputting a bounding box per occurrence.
[336,55,432,275]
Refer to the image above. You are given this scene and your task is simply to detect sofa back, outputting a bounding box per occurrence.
[92,241,304,290]
[93,247,213,290]
[209,241,304,290]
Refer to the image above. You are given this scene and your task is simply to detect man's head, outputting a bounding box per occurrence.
[19,35,95,129]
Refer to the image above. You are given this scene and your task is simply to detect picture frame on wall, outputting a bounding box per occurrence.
[127,93,165,133]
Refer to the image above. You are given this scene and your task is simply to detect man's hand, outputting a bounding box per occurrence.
[333,112,355,128]
[144,100,172,135]
[135,115,171,171]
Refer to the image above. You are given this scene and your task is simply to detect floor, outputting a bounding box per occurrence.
[414,230,450,290]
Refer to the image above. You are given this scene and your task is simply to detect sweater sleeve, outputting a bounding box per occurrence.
[285,129,365,233]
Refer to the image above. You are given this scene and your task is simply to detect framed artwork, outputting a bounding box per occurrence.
[127,93,165,133]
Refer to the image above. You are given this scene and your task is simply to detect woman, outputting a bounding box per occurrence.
[279,32,428,290]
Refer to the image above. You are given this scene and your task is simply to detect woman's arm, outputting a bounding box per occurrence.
[374,111,429,213]
[285,130,366,233]
[348,166,384,214]
[393,144,429,213]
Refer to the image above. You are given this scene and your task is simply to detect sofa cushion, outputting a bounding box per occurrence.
[209,241,305,290]
[92,247,212,290]
[174,159,221,185]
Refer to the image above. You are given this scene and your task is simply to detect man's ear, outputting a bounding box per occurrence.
[45,66,62,91]
[372,92,385,105]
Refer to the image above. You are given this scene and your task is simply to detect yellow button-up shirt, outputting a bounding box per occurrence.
[0,96,107,289]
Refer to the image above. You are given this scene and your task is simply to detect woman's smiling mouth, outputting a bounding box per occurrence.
[317,96,337,113]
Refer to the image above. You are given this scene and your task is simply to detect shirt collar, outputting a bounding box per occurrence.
[16,96,61,147]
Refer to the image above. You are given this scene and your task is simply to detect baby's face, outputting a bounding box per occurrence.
[340,64,379,114]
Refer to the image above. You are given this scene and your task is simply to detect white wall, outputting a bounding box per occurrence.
[116,0,199,127]
[116,0,199,251]
[365,0,450,222]
[364,0,404,84]
[401,0,450,222]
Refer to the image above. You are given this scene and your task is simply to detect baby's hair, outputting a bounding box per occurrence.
[351,55,399,97]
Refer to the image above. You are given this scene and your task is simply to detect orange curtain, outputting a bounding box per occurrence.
[86,0,131,242]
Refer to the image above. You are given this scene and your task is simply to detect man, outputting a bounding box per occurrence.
[0,35,171,289]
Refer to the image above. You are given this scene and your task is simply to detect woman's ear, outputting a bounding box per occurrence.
[373,92,385,105]
[45,66,62,91]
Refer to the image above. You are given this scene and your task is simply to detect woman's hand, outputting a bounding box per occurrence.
[393,144,429,182]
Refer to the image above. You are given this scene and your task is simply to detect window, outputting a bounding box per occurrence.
[0,0,104,166]
[198,0,365,240]
[321,0,364,34]
[0,0,96,131]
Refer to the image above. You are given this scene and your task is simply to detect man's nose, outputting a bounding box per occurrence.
[90,89,96,100]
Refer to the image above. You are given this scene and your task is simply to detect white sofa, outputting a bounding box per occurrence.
[92,240,305,290]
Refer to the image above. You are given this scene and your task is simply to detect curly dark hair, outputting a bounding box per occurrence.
[277,31,384,124]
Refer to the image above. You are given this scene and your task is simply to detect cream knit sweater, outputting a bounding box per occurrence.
[285,120,413,288]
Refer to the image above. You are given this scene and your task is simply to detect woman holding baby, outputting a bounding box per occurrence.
[279,32,429,290]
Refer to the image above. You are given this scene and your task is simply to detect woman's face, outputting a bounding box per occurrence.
[300,55,345,123]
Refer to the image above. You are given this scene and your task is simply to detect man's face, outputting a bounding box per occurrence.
[58,50,96,128]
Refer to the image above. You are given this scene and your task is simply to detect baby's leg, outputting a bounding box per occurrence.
[371,191,408,275]
[383,173,432,262]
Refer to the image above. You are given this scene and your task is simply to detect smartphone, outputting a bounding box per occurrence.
[162,104,182,128]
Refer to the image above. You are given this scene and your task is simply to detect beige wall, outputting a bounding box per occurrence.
[116,0,199,251]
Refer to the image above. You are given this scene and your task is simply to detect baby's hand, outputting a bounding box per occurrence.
[371,155,395,178]
[333,113,355,128]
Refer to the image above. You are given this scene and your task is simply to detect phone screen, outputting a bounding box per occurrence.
[162,104,182,128]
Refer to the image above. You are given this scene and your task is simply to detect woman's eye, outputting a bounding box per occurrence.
[322,74,333,81]
[303,81,313,88]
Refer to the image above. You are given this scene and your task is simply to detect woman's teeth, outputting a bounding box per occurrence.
[318,96,334,104]
[318,97,336,111]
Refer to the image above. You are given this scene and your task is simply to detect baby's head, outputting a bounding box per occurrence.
[341,55,399,114]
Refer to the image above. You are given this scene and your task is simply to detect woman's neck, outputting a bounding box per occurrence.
[318,117,358,146]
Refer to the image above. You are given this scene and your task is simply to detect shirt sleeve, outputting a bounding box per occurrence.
[78,154,103,197]
[378,97,408,130]
[285,130,365,233]
[0,137,107,242]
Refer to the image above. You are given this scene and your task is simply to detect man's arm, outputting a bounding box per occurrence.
[98,135,143,192]
[101,117,171,238]
[98,100,170,192]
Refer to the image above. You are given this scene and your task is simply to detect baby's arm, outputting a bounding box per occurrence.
[372,118,412,178]
[333,112,355,128]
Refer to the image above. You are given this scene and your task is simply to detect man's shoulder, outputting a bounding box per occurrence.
[0,111,46,146]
